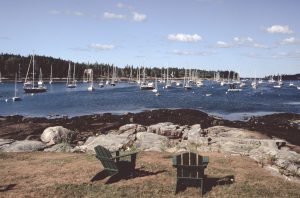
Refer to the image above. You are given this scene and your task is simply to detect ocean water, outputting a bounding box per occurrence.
[0,80,299,120]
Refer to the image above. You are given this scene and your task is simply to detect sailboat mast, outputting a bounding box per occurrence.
[107,66,110,81]
[143,67,145,83]
[67,62,70,85]
[50,64,52,81]
[32,53,35,88]
[39,68,42,81]
[73,63,76,84]
[184,69,186,87]
[167,68,169,84]
[18,64,21,81]
[15,73,17,97]
[25,56,32,84]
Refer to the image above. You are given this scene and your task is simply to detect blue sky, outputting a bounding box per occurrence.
[0,0,299,77]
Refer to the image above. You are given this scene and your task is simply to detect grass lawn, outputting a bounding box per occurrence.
[0,151,299,198]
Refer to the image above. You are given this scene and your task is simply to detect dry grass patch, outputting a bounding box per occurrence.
[0,151,299,198]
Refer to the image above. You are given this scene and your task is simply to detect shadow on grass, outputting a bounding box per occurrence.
[91,168,166,184]
[175,175,235,195]
[204,175,235,194]
[0,184,17,192]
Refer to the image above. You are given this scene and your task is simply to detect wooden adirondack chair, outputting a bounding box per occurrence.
[172,152,209,195]
[92,145,138,182]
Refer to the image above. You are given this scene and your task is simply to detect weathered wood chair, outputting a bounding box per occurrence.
[92,145,138,183]
[172,152,209,195]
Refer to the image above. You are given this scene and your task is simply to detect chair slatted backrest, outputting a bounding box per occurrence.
[94,145,118,174]
[174,152,209,179]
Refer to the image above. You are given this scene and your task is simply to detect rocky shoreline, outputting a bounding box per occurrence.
[1,109,300,181]
[0,109,299,146]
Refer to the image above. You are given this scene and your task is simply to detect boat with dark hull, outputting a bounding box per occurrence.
[23,52,47,93]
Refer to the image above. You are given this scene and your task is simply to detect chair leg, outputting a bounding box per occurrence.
[199,180,204,196]
[175,179,180,194]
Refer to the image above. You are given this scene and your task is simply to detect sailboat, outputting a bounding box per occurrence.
[136,67,141,84]
[228,83,242,92]
[140,67,154,90]
[251,71,257,89]
[17,64,23,83]
[278,75,283,85]
[49,65,53,84]
[289,81,295,87]
[273,76,282,88]
[268,75,275,83]
[106,66,111,85]
[152,77,158,93]
[111,66,117,86]
[164,67,172,89]
[183,69,192,89]
[66,62,76,88]
[12,73,21,101]
[273,74,282,88]
[128,66,135,84]
[23,52,47,93]
[98,66,104,88]
[87,69,95,91]
[251,79,257,89]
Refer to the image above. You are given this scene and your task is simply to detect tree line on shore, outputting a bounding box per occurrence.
[0,53,299,80]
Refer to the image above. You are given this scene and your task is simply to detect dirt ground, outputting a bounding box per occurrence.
[1,151,300,198]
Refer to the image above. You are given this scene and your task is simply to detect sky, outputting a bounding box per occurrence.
[0,0,299,77]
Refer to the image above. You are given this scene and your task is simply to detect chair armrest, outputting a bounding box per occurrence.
[173,164,208,168]
[111,151,138,159]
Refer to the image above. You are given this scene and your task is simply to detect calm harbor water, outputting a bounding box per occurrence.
[0,80,299,120]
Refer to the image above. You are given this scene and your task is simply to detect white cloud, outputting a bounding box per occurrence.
[233,36,254,44]
[171,49,212,56]
[272,51,300,59]
[280,37,300,45]
[266,25,293,34]
[116,2,133,10]
[49,9,84,17]
[49,9,61,15]
[0,36,10,40]
[246,51,300,59]
[216,41,232,48]
[132,12,147,22]
[74,11,84,16]
[116,3,125,8]
[167,34,202,42]
[232,37,270,48]
[103,12,126,19]
[89,43,116,50]
[252,43,270,49]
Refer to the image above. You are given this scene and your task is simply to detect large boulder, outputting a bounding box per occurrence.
[203,126,266,139]
[44,143,73,152]
[182,124,202,143]
[0,139,15,149]
[134,132,170,152]
[75,129,137,153]
[2,140,46,152]
[117,124,146,134]
[147,122,186,138]
[41,126,77,145]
